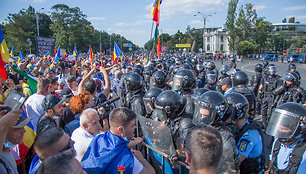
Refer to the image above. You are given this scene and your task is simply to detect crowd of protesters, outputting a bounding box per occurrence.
[0,50,305,174]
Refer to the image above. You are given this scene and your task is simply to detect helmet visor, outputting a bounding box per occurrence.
[172,76,183,91]
[193,102,216,125]
[266,109,300,138]
[206,74,216,84]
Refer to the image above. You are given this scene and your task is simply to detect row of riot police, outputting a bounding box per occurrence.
[116,57,305,174]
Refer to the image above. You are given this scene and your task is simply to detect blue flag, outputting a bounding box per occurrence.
[81,131,134,174]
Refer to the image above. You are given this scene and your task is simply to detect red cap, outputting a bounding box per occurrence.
[117,166,125,171]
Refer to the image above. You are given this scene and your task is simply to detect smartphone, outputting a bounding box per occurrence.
[4,90,28,110]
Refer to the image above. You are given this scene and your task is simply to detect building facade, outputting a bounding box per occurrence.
[204,25,230,55]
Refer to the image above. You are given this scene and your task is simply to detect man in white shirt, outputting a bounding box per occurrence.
[71,108,102,161]
[25,78,50,132]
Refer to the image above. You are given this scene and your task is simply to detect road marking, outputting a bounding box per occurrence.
[241,63,256,73]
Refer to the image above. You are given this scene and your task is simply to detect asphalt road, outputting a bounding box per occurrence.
[211,59,306,89]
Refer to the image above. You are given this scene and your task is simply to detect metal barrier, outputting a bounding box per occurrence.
[140,142,190,174]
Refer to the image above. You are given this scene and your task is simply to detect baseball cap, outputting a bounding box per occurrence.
[42,94,66,110]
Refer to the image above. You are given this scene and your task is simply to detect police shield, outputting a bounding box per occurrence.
[266,108,300,138]
[137,115,176,156]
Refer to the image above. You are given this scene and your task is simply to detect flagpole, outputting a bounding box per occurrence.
[150,21,155,50]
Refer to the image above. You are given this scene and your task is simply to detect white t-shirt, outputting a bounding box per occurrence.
[133,156,144,174]
[71,127,96,162]
[25,93,46,132]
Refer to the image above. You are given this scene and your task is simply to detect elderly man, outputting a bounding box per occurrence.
[0,108,30,174]
[81,107,155,174]
[71,108,102,161]
[25,78,50,131]
[28,127,73,174]
[36,94,65,135]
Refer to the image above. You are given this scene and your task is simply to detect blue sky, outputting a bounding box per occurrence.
[0,0,305,47]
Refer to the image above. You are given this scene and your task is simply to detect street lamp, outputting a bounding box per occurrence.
[35,7,44,36]
[194,12,216,54]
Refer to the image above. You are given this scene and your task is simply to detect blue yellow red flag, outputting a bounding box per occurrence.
[18,51,24,63]
[152,0,162,26]
[73,44,78,56]
[113,41,122,63]
[0,26,9,79]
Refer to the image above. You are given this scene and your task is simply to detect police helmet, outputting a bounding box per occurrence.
[124,72,143,92]
[155,90,186,119]
[143,66,155,76]
[255,64,263,73]
[143,87,163,115]
[263,60,269,68]
[267,64,276,76]
[193,91,228,125]
[172,69,196,92]
[134,64,143,72]
[224,92,249,121]
[206,70,217,85]
[288,63,296,71]
[233,71,249,87]
[219,65,230,75]
[206,62,215,70]
[150,70,167,88]
[191,88,210,101]
[266,102,306,141]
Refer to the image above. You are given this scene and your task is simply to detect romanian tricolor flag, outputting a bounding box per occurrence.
[73,44,78,56]
[16,106,36,166]
[9,45,16,62]
[0,26,9,80]
[64,50,67,59]
[43,52,50,61]
[152,0,162,26]
[50,45,60,69]
[154,25,161,56]
[113,41,122,63]
[18,51,25,63]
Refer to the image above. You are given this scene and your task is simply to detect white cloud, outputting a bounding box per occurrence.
[146,0,224,19]
[33,0,47,2]
[254,5,266,11]
[190,20,203,25]
[113,22,129,27]
[87,17,106,21]
[283,5,306,11]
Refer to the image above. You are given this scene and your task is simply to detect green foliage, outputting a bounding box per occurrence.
[225,0,239,52]
[236,40,256,57]
[282,18,286,23]
[2,4,135,55]
[1,6,53,54]
[288,17,295,23]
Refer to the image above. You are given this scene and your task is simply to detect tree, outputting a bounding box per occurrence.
[2,6,53,54]
[236,40,255,57]
[282,18,287,23]
[288,17,295,23]
[252,18,272,55]
[235,3,257,42]
[225,0,239,52]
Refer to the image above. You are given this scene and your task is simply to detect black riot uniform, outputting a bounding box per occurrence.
[225,92,265,174]
[143,66,156,91]
[250,64,263,115]
[193,91,240,173]
[123,72,146,116]
[172,69,196,117]
[288,63,301,86]
[152,90,194,158]
[195,63,206,88]
[273,72,305,107]
[232,71,256,120]
[266,102,306,174]
[259,64,279,127]
[143,87,163,118]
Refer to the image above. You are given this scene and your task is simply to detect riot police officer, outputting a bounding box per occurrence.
[232,71,256,120]
[262,60,269,76]
[265,102,306,174]
[206,61,218,78]
[288,63,301,86]
[153,90,194,157]
[250,64,263,115]
[225,92,264,174]
[123,72,146,116]
[195,63,206,88]
[229,58,237,69]
[204,70,218,91]
[273,72,305,107]
[143,87,163,118]
[258,64,280,127]
[143,66,156,91]
[193,91,240,173]
[219,64,230,81]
